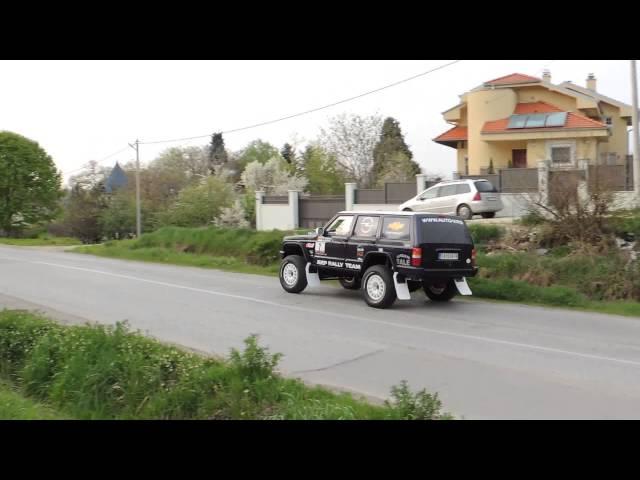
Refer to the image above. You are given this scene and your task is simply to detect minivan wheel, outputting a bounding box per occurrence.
[457,204,473,220]
[481,212,496,219]
[279,255,308,293]
[339,276,361,290]
[362,265,397,309]
[423,280,457,302]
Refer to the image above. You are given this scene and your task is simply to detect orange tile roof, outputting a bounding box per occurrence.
[514,101,563,114]
[433,125,468,142]
[485,73,541,86]
[482,111,606,133]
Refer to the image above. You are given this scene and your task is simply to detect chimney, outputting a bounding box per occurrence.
[542,69,551,83]
[586,73,597,91]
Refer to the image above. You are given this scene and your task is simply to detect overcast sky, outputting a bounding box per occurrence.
[1,60,635,184]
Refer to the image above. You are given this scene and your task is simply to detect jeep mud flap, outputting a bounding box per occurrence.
[454,277,472,296]
[305,263,320,287]
[393,273,411,300]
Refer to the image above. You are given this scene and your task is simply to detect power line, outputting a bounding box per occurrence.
[139,60,463,145]
[62,146,130,176]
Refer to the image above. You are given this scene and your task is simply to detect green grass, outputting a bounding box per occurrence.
[75,243,279,276]
[0,235,80,246]
[0,381,67,419]
[0,310,451,420]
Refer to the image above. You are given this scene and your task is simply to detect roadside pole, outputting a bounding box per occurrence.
[128,139,142,237]
[631,60,640,203]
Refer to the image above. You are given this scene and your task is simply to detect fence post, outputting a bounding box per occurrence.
[255,190,265,231]
[345,183,357,210]
[579,159,589,194]
[288,190,300,230]
[537,160,549,205]
[452,171,460,180]
[416,174,427,194]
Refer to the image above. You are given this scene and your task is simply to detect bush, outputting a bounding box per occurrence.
[468,224,503,244]
[0,311,449,420]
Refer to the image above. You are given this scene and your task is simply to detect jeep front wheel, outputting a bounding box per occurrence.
[362,265,397,309]
[279,255,308,293]
[423,280,457,302]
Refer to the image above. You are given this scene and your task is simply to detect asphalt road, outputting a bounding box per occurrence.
[2,244,640,419]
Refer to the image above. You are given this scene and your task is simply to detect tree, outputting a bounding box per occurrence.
[236,140,281,170]
[302,145,346,195]
[151,146,209,179]
[214,200,250,229]
[156,176,234,227]
[241,157,307,195]
[0,131,62,236]
[281,143,295,166]
[377,152,420,185]
[99,191,138,239]
[319,113,383,188]
[372,117,420,186]
[208,132,228,173]
[63,182,106,243]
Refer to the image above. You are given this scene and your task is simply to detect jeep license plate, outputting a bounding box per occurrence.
[438,252,459,261]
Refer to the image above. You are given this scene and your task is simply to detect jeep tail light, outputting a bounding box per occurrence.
[411,247,422,267]
[471,248,477,267]
[472,192,481,201]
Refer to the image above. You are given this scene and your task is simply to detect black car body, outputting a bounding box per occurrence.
[278,211,477,309]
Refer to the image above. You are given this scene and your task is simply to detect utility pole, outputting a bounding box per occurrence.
[128,139,142,237]
[631,60,640,202]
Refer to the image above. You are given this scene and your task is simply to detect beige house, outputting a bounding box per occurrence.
[434,72,634,175]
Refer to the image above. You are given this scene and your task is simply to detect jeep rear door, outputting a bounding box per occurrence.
[417,216,474,270]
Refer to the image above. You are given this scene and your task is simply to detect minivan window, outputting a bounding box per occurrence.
[475,180,497,192]
[439,185,458,197]
[420,187,439,200]
[456,184,471,194]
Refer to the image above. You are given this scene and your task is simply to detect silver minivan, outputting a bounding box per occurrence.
[399,179,503,219]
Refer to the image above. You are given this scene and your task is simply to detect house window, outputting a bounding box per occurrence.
[551,146,572,164]
[605,117,613,126]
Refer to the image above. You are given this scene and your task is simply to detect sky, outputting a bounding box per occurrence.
[1,60,635,184]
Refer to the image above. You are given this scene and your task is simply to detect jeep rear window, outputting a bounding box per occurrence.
[419,217,472,244]
[474,180,497,192]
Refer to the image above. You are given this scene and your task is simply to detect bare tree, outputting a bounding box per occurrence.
[319,113,383,188]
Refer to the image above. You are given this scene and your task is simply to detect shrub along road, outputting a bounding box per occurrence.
[2,243,640,419]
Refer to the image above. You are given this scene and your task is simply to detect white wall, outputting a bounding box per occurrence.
[496,194,530,218]
[260,205,294,231]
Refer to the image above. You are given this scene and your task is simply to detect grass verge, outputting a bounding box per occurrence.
[0,381,67,419]
[0,310,450,420]
[0,235,80,246]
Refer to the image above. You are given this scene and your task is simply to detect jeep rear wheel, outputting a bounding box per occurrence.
[423,280,457,302]
[362,265,396,309]
[279,255,308,293]
[339,276,361,290]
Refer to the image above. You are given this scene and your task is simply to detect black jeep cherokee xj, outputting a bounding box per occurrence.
[278,211,478,309]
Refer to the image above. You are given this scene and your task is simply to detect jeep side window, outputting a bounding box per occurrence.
[325,215,354,236]
[381,217,410,241]
[353,216,379,238]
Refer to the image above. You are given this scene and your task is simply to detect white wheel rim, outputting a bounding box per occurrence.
[460,207,470,218]
[366,274,386,302]
[282,263,298,286]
